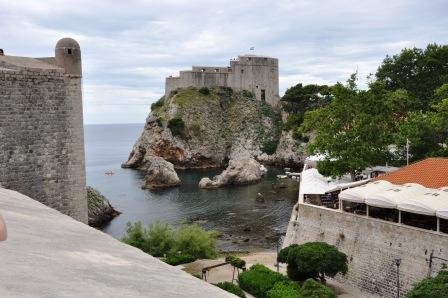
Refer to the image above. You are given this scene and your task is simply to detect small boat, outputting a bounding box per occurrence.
[105,171,115,176]
[277,175,287,179]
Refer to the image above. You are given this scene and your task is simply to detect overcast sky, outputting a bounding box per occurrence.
[1,0,446,124]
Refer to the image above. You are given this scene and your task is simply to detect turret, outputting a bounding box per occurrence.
[55,38,82,76]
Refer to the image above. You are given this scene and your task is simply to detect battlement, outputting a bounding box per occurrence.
[165,54,279,106]
[0,38,87,223]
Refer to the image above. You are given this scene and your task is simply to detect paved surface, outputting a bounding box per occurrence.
[0,188,234,298]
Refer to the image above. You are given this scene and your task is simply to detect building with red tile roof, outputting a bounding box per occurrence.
[375,158,448,189]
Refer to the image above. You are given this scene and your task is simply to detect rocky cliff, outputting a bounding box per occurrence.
[123,86,304,172]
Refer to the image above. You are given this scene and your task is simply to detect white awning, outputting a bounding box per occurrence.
[339,180,392,203]
[398,189,448,217]
[300,168,330,195]
[366,183,428,209]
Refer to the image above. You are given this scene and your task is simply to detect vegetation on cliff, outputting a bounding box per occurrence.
[294,43,448,179]
[122,221,218,265]
[124,85,292,170]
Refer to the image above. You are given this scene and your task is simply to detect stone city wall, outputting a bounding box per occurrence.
[283,203,448,297]
[0,68,87,222]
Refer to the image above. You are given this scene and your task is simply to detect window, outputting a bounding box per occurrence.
[227,67,232,72]
[67,49,72,55]
[201,68,205,72]
[261,89,266,102]
[215,68,219,72]
[241,69,244,74]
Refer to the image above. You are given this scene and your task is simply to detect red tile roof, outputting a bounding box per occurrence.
[375,158,448,188]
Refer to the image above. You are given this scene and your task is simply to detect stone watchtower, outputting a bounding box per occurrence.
[55,38,82,76]
[0,38,87,223]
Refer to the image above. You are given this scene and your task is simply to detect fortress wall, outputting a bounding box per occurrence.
[284,203,448,298]
[165,71,228,96]
[0,69,87,223]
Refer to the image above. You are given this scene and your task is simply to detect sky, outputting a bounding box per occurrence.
[0,0,447,124]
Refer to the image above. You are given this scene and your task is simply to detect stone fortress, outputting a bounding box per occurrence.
[166,54,280,106]
[0,38,87,223]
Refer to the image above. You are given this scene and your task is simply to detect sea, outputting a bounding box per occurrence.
[84,123,299,251]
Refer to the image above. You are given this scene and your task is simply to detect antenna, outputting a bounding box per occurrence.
[406,138,410,166]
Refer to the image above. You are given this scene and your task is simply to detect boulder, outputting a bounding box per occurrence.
[143,156,181,189]
[87,187,120,228]
[198,157,262,188]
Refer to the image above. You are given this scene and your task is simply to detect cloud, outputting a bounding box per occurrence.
[0,0,446,124]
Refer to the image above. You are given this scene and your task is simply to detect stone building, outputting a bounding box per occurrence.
[0,38,87,223]
[284,158,448,297]
[166,55,280,106]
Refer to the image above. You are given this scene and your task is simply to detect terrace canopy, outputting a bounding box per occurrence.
[397,188,448,218]
[339,180,392,203]
[365,183,428,209]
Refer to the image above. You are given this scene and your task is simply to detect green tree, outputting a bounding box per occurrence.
[300,75,410,179]
[281,83,332,130]
[406,270,448,298]
[394,86,448,162]
[278,242,348,283]
[376,44,448,109]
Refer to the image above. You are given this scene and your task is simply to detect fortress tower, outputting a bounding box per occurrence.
[0,38,87,223]
[165,55,280,106]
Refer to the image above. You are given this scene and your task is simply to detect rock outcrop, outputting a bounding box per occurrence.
[123,87,304,172]
[142,156,181,189]
[199,157,262,188]
[87,187,120,227]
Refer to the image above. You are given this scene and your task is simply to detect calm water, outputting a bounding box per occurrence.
[85,124,299,251]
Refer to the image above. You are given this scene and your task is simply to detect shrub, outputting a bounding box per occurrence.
[121,221,151,253]
[278,242,348,282]
[172,223,218,259]
[122,221,218,264]
[292,129,309,143]
[168,116,186,138]
[300,279,336,298]
[147,221,174,257]
[155,117,163,127]
[151,98,164,111]
[267,281,301,298]
[238,264,288,298]
[225,255,246,269]
[262,139,279,155]
[163,253,196,266]
[215,282,246,298]
[242,90,254,98]
[406,270,448,298]
[198,87,211,95]
[169,90,178,97]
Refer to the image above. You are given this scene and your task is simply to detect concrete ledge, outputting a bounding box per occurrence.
[0,188,233,297]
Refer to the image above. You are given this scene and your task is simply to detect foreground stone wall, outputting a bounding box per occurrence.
[284,203,448,298]
[0,68,87,222]
[0,187,232,297]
